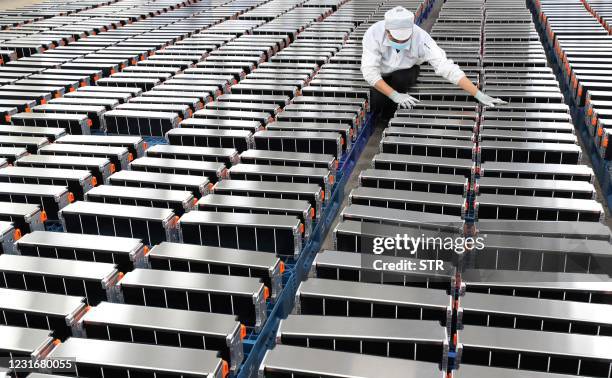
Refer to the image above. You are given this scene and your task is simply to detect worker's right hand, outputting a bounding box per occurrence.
[475,90,507,107]
[388,91,420,109]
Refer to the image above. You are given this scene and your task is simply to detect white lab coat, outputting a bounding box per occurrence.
[361,20,465,87]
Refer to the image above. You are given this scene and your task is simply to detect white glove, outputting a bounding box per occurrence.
[389,91,420,109]
[475,90,507,107]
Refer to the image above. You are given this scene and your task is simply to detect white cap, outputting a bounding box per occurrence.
[385,6,414,41]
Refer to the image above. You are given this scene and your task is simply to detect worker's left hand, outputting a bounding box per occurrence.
[475,90,507,107]
[389,91,420,109]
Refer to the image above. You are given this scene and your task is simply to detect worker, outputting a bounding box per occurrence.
[361,6,506,125]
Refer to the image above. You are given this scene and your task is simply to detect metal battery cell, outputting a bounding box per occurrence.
[477,141,582,164]
[254,130,344,158]
[240,149,336,173]
[312,250,454,290]
[474,194,604,222]
[49,97,119,111]
[166,128,253,153]
[478,162,594,182]
[349,187,466,218]
[198,194,313,239]
[0,202,45,234]
[145,144,239,167]
[0,288,86,340]
[359,168,468,196]
[216,94,289,107]
[9,111,92,135]
[179,211,302,257]
[475,177,596,199]
[146,242,283,299]
[63,90,133,104]
[0,183,72,220]
[204,101,280,117]
[258,344,446,378]
[15,231,147,272]
[456,326,612,377]
[108,170,211,199]
[0,99,37,113]
[229,163,332,202]
[0,135,49,154]
[266,121,353,148]
[467,231,612,274]
[103,109,179,137]
[46,337,227,378]
[129,157,227,183]
[340,204,464,232]
[294,278,452,325]
[0,90,52,106]
[389,117,476,132]
[384,127,473,141]
[117,268,268,330]
[129,95,204,112]
[55,135,146,159]
[0,255,121,305]
[276,110,358,131]
[76,302,244,371]
[475,220,612,241]
[193,109,271,125]
[0,325,55,363]
[212,180,324,219]
[0,124,66,142]
[0,166,96,201]
[38,144,130,172]
[85,185,196,216]
[115,103,191,119]
[277,315,449,367]
[452,365,592,378]
[458,292,612,336]
[15,155,113,185]
[179,118,260,133]
[460,269,612,305]
[372,153,473,177]
[32,104,106,131]
[381,136,475,160]
[480,120,575,134]
[59,201,179,246]
[96,77,161,91]
[478,130,577,144]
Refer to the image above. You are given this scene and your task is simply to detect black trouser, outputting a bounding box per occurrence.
[370,65,420,120]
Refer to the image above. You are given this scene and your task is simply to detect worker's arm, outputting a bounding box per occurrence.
[421,33,507,107]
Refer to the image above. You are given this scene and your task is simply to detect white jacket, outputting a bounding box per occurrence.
[361,20,465,87]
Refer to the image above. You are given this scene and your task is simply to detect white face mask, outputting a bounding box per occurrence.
[389,39,410,50]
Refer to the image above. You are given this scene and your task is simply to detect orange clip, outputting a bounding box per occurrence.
[592,116,598,127]
[25,107,31,113]
[87,119,93,127]
[143,246,150,255]
[263,286,270,300]
[143,142,148,150]
[13,228,22,241]
[193,197,199,207]
[329,175,334,185]
[279,261,285,274]
[320,189,324,201]
[128,152,134,162]
[603,137,609,148]
[4,115,10,123]
[54,93,61,98]
[52,339,61,346]
[68,192,75,203]
[299,223,304,234]
[310,207,315,219]
[240,324,247,340]
[221,360,229,378]
[598,127,603,137]
[110,163,116,173]
[40,99,47,105]
[40,210,48,223]
[91,177,98,187]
